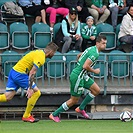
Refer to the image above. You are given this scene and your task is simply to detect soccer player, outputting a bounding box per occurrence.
[0,42,58,123]
[49,35,107,122]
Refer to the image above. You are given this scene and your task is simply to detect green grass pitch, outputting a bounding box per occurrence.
[0,120,133,133]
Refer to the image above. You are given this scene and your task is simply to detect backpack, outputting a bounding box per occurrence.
[3,1,24,17]
[54,27,64,52]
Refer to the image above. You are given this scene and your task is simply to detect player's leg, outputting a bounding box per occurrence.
[76,78,100,118]
[0,91,16,102]
[49,96,80,122]
[49,72,81,122]
[9,69,41,123]
[0,69,18,102]
[22,84,41,123]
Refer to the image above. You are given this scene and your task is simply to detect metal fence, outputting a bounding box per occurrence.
[0,51,133,95]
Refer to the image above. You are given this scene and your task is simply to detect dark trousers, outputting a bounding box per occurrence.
[82,38,96,51]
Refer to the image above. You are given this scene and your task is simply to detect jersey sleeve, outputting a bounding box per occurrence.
[87,50,99,63]
[33,52,45,68]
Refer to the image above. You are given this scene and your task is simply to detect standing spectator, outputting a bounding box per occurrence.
[85,0,110,24]
[18,0,47,24]
[61,0,90,23]
[55,7,83,53]
[109,0,128,30]
[41,0,69,33]
[118,4,133,52]
[81,16,97,51]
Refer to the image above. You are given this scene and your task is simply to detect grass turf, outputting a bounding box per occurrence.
[0,120,133,133]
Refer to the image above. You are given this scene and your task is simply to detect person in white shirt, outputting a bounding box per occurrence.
[118,4,133,52]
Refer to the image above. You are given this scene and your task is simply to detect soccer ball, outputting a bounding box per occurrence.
[120,111,132,122]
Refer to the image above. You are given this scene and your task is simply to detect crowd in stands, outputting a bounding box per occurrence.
[0,0,133,53]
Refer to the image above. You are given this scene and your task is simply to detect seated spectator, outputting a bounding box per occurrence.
[55,7,83,53]
[61,0,90,23]
[41,0,69,33]
[85,0,110,24]
[19,0,47,24]
[126,0,133,6]
[81,16,97,51]
[118,4,133,52]
[109,0,128,30]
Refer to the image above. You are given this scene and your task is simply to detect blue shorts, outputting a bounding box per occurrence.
[6,69,36,92]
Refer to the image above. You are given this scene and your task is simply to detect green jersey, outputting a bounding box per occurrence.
[72,46,99,76]
[70,46,99,96]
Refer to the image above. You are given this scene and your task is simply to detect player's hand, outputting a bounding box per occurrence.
[26,88,34,99]
[90,36,95,40]
[75,34,80,40]
[94,68,100,74]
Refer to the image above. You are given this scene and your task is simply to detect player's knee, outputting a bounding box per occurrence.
[92,87,100,96]
[96,88,100,95]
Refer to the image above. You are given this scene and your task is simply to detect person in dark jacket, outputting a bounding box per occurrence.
[61,0,90,23]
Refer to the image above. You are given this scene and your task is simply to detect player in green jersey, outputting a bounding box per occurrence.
[49,35,107,122]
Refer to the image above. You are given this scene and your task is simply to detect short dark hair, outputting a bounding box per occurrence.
[96,35,107,43]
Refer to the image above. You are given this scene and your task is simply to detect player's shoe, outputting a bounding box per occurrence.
[49,114,60,122]
[22,115,39,123]
[75,107,89,119]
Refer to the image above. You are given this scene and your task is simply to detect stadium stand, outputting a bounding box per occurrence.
[32,22,52,49]
[65,50,80,77]
[47,51,66,79]
[109,50,129,78]
[90,52,108,78]
[0,0,25,23]
[0,22,9,50]
[53,22,61,41]
[1,50,21,84]
[9,22,31,50]
[96,23,116,50]
[0,4,133,120]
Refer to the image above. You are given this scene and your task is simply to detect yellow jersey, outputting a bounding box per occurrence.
[13,50,45,74]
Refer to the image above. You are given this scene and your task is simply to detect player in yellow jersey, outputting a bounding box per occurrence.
[0,42,58,123]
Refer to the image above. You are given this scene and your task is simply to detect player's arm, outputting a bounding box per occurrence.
[29,65,37,89]
[77,53,83,61]
[83,59,100,74]
[26,65,37,98]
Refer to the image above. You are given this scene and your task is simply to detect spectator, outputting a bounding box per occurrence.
[81,16,97,51]
[61,0,90,23]
[61,7,83,53]
[118,4,133,52]
[109,0,128,30]
[54,7,82,53]
[126,0,133,6]
[85,0,110,24]
[18,0,47,24]
[41,0,69,33]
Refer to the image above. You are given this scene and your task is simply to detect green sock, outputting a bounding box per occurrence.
[79,92,95,110]
[53,102,69,116]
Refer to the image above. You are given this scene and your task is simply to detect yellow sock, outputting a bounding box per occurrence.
[23,90,41,118]
[0,94,7,102]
